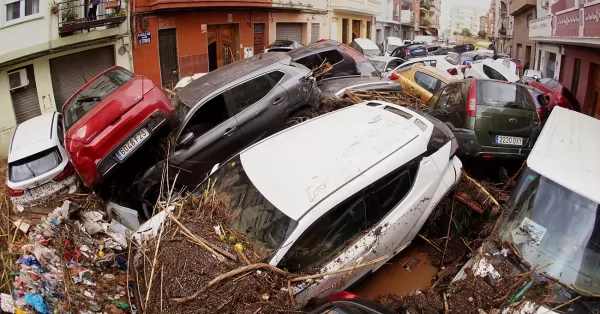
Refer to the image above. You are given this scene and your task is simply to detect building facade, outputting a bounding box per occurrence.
[509,0,536,73]
[492,0,514,54]
[449,6,487,36]
[528,0,600,118]
[329,0,379,44]
[375,0,402,44]
[0,0,132,155]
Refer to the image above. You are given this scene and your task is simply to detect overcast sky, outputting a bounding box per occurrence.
[440,0,492,30]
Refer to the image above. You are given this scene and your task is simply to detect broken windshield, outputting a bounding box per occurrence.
[499,167,600,295]
[194,156,298,257]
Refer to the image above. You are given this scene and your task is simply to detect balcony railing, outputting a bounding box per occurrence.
[56,0,126,37]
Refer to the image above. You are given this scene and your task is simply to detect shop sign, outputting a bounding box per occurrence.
[555,9,580,37]
[584,3,600,37]
[137,32,151,44]
[529,16,552,38]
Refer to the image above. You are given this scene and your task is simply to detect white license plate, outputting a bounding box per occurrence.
[115,128,149,161]
[413,49,424,53]
[28,182,56,197]
[496,135,523,146]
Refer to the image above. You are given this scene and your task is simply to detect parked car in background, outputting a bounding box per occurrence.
[264,40,305,52]
[350,38,381,57]
[426,44,442,55]
[427,78,542,159]
[309,291,397,314]
[496,58,519,76]
[390,43,428,59]
[525,77,581,112]
[367,56,405,77]
[449,44,474,54]
[474,41,493,51]
[319,76,403,99]
[192,101,462,306]
[62,66,175,189]
[522,69,543,81]
[391,63,458,102]
[380,36,405,56]
[464,59,521,83]
[7,112,78,208]
[389,55,465,79]
[288,40,380,79]
[134,52,322,217]
[459,51,494,65]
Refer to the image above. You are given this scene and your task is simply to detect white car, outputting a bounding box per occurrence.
[389,55,465,79]
[368,56,405,77]
[7,112,78,209]
[464,58,520,82]
[195,102,463,305]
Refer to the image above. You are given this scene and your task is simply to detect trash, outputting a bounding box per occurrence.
[106,202,140,230]
[24,294,46,313]
[1,293,15,313]
[12,219,30,233]
[474,257,501,280]
[113,301,129,310]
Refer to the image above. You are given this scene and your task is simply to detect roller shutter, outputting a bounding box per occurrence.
[10,64,41,124]
[276,23,303,43]
[49,45,115,111]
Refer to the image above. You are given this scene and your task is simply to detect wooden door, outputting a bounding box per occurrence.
[352,20,361,41]
[590,64,600,119]
[158,29,179,89]
[207,25,237,70]
[254,23,265,54]
[342,19,349,44]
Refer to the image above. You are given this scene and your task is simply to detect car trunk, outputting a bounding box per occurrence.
[474,81,538,148]
[64,69,145,144]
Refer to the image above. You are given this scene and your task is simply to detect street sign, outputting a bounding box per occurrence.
[137,32,151,44]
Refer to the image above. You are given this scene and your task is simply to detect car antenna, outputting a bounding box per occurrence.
[82,74,88,83]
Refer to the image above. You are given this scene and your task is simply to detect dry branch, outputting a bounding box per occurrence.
[463,173,501,212]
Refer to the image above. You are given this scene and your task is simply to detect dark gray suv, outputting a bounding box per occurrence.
[135,52,322,214]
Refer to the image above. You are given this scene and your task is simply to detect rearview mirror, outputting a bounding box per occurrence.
[178,132,195,148]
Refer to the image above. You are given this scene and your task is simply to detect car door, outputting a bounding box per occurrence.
[474,81,541,149]
[428,83,466,130]
[171,90,245,187]
[228,71,289,147]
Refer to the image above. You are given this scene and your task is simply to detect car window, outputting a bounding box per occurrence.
[297,54,323,70]
[319,50,344,65]
[56,114,64,147]
[278,193,368,272]
[476,81,534,111]
[183,93,231,138]
[9,147,62,183]
[414,71,439,93]
[427,88,444,110]
[445,54,459,65]
[420,113,453,156]
[63,67,134,129]
[483,65,508,81]
[424,60,438,67]
[229,74,277,114]
[370,60,387,72]
[387,60,403,71]
[541,78,560,89]
[436,84,461,109]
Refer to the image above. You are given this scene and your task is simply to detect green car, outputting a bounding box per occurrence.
[426,78,543,159]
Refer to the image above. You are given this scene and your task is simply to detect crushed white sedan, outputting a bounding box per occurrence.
[6,112,78,210]
[193,101,463,306]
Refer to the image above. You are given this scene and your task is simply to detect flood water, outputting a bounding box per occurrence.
[351,241,439,300]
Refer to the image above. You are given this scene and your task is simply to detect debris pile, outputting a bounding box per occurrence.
[6,201,133,314]
[343,89,429,112]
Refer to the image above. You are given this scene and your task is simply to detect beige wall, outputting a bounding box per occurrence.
[330,11,375,43]
[269,13,328,44]
[0,42,132,157]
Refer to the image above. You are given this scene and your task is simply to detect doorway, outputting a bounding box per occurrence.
[207,24,238,71]
[158,29,179,89]
[342,19,349,44]
[352,20,361,41]
[559,54,566,84]
[589,63,600,119]
[253,23,265,55]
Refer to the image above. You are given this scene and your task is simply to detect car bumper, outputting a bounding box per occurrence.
[456,131,531,159]
[10,175,79,209]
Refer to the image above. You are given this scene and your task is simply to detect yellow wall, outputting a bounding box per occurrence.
[330,0,380,16]
[330,11,374,44]
[0,41,133,157]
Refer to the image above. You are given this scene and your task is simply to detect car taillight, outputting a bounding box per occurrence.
[53,162,75,182]
[390,73,400,80]
[467,78,477,117]
[404,48,410,54]
[447,68,458,75]
[556,94,565,107]
[7,187,23,197]
[328,291,362,303]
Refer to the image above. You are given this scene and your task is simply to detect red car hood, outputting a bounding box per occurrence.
[65,76,148,144]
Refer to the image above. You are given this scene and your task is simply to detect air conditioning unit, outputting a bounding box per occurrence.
[8,69,29,91]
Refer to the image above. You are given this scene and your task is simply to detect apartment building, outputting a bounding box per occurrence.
[329,0,379,44]
[528,0,600,119]
[509,0,536,73]
[449,6,487,35]
[491,0,513,54]
[0,0,132,155]
[375,0,403,44]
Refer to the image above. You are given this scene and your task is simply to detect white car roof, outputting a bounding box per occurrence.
[386,37,403,45]
[527,106,600,203]
[240,104,427,220]
[472,59,520,82]
[8,112,59,163]
[353,38,379,50]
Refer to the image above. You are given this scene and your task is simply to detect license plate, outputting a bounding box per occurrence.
[115,128,149,161]
[27,182,56,197]
[496,135,523,146]
[413,49,424,54]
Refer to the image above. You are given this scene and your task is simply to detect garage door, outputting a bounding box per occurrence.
[50,45,115,111]
[276,23,303,42]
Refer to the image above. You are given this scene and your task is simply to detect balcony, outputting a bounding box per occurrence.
[56,0,126,37]
[419,18,431,27]
[509,0,536,16]
[400,10,413,25]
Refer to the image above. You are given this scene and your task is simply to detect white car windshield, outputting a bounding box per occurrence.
[193,156,298,257]
[9,147,62,183]
[499,167,600,295]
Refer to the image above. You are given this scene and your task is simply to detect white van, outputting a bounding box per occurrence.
[350,38,381,57]
[454,106,600,313]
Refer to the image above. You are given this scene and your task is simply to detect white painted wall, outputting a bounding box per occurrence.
[271,0,327,11]
[268,13,328,44]
[376,0,394,23]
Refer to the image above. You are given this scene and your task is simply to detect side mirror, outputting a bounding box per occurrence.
[178,132,195,148]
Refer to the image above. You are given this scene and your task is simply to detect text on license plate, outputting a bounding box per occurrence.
[496,135,523,146]
[115,128,149,161]
[413,49,423,53]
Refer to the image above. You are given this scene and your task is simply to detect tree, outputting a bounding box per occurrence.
[453,31,458,35]
[478,30,487,39]
[460,28,472,37]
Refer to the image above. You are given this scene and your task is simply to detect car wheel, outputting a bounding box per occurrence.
[285,108,313,128]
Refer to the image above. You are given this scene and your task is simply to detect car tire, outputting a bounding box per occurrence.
[285,108,313,128]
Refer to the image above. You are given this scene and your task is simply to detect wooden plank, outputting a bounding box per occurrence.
[455,192,484,214]
[344,89,363,103]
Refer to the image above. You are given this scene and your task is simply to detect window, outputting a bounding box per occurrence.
[427,88,443,110]
[436,84,462,109]
[9,147,62,183]
[386,60,403,71]
[63,67,134,129]
[395,4,399,17]
[319,50,344,65]
[370,60,387,72]
[414,72,439,93]
[420,113,453,156]
[571,58,581,97]
[297,54,323,70]
[445,55,459,65]
[184,93,230,138]
[483,65,508,81]
[476,81,533,111]
[546,52,556,78]
[229,73,277,114]
[526,14,533,27]
[5,0,39,22]
[424,60,438,67]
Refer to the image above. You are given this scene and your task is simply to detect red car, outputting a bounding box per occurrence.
[526,77,581,113]
[62,66,175,188]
